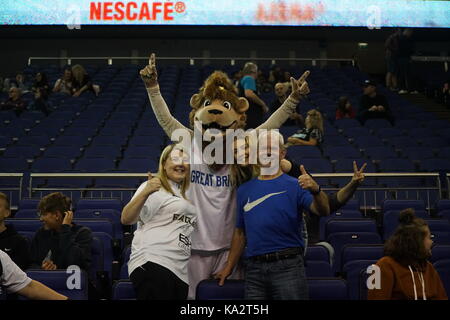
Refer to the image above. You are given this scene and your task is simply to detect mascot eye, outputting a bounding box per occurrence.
[203,99,211,107]
[223,101,232,110]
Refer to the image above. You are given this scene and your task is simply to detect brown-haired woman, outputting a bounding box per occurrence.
[368,208,448,300]
[121,144,196,300]
[336,96,356,120]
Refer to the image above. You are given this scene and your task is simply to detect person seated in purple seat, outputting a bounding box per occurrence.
[271,82,303,127]
[336,96,356,120]
[30,192,92,272]
[53,68,74,95]
[0,193,30,271]
[357,79,394,125]
[71,64,100,97]
[3,72,28,93]
[32,72,50,97]
[0,87,27,116]
[286,109,324,147]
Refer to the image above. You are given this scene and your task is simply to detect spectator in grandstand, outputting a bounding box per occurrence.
[30,87,51,116]
[71,64,100,97]
[286,109,324,147]
[238,62,269,129]
[268,65,285,84]
[397,28,417,94]
[336,96,356,120]
[53,67,74,95]
[437,79,449,108]
[0,249,68,300]
[271,82,303,126]
[3,73,28,93]
[231,70,243,88]
[357,79,394,125]
[0,193,30,270]
[257,69,272,93]
[283,71,292,82]
[30,192,92,272]
[368,208,448,300]
[385,28,401,91]
[121,144,196,300]
[215,130,329,299]
[32,72,50,97]
[0,87,27,116]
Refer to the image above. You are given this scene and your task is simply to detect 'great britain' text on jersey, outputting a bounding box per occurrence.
[190,170,230,187]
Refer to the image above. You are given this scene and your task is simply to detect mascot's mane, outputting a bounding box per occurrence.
[189,71,246,128]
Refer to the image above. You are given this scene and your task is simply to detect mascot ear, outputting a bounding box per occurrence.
[190,94,202,109]
[235,97,249,114]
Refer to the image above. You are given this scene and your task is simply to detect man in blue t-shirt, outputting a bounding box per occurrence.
[238,62,269,129]
[215,131,330,299]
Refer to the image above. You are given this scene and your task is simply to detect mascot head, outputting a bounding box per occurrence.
[189,71,249,133]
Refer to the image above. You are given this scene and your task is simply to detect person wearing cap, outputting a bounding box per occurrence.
[357,80,394,125]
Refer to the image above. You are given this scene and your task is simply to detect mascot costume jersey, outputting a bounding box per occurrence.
[140,54,310,299]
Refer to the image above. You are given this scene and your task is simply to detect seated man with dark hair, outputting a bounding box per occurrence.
[31,192,92,272]
[357,80,394,125]
[0,193,30,270]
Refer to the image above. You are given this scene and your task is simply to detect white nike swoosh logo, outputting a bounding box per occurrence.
[243,191,286,212]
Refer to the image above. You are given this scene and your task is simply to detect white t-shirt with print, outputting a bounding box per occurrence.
[128,181,197,284]
[187,138,236,252]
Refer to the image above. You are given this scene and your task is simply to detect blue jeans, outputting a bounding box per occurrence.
[244,254,309,300]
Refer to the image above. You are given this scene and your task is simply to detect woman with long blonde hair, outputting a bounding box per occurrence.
[71,64,100,97]
[121,144,196,300]
[286,109,324,147]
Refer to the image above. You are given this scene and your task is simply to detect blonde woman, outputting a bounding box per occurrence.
[287,109,324,147]
[121,144,196,300]
[231,136,260,187]
[71,64,100,97]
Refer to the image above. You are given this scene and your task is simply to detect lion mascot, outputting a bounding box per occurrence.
[140,53,309,299]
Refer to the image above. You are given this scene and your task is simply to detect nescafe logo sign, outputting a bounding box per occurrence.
[89,1,186,21]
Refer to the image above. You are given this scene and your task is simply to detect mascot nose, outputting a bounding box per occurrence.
[208,109,223,115]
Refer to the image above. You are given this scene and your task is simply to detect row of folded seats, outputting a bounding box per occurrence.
[7,198,450,299]
[18,241,450,300]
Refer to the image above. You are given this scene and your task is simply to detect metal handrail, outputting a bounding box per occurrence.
[27,56,355,66]
[411,56,450,62]
[27,172,442,211]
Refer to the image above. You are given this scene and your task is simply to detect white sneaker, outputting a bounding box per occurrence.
[410,90,419,94]
[398,90,408,94]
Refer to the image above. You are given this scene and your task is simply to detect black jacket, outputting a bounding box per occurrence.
[30,224,92,271]
[0,225,30,270]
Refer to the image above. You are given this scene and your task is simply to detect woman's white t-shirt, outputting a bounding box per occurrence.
[128,181,197,284]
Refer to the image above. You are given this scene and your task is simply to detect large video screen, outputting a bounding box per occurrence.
[1,0,449,28]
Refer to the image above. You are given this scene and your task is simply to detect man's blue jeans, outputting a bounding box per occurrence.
[244,254,309,300]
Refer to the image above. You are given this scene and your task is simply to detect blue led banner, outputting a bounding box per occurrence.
[0,0,449,28]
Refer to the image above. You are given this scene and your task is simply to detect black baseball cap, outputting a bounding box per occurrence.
[363,79,376,87]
